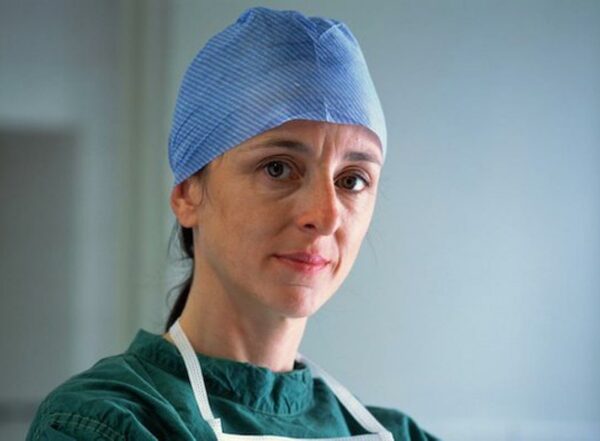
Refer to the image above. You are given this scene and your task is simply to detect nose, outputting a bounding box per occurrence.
[296,178,342,236]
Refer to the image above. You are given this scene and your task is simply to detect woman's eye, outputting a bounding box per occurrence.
[264,160,293,179]
[337,174,368,192]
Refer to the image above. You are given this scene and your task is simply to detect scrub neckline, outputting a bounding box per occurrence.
[127,329,314,415]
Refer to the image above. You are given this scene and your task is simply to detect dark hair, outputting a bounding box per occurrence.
[165,224,194,331]
[164,168,208,332]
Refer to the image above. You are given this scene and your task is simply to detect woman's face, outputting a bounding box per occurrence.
[183,120,383,320]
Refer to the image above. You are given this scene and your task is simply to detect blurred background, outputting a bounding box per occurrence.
[1,1,599,440]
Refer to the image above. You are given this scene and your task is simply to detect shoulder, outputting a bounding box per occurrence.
[27,352,178,441]
[366,406,442,441]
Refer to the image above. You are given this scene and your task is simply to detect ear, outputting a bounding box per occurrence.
[170,178,204,228]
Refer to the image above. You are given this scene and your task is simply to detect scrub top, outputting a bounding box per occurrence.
[27,330,440,441]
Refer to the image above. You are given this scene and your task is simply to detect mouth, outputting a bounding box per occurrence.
[274,252,330,275]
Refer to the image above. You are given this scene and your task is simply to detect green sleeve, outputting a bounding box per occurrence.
[36,426,77,441]
[27,411,158,441]
[367,406,442,441]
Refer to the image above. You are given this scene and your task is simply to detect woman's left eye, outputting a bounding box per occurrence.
[336,174,369,192]
[263,160,293,179]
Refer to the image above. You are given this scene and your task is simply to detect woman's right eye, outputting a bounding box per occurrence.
[264,160,293,179]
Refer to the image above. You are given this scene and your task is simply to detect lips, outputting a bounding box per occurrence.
[274,252,330,274]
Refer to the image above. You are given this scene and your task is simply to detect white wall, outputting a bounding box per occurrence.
[0,2,174,438]
[0,0,125,373]
[0,1,125,438]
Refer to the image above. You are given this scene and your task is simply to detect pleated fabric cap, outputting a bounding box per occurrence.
[169,7,386,185]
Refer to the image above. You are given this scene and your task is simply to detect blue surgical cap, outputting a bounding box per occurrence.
[168,7,386,185]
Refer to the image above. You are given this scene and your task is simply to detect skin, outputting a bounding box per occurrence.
[168,120,383,372]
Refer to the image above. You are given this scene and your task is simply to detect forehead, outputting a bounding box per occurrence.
[236,120,383,162]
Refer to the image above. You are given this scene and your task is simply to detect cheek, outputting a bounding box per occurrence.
[212,189,286,252]
[357,205,376,239]
[340,202,375,258]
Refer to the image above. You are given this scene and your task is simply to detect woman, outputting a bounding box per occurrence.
[28,7,439,441]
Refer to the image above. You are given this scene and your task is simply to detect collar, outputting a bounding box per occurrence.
[127,329,314,415]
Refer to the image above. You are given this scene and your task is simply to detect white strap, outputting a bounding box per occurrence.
[218,433,390,441]
[169,319,393,441]
[169,320,220,429]
[297,354,392,439]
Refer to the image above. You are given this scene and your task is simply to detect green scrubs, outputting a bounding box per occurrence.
[27,330,440,440]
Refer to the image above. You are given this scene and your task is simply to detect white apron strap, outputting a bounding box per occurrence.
[296,354,393,441]
[169,319,393,441]
[218,434,390,441]
[169,320,222,432]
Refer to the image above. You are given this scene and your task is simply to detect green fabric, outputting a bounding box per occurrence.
[27,330,440,441]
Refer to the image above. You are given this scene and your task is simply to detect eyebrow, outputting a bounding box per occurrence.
[248,139,383,166]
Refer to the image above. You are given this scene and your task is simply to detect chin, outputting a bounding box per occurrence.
[269,285,331,319]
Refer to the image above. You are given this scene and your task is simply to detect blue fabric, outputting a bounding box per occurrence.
[168,6,386,185]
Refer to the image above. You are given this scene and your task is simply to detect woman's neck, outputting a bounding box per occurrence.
[173,282,307,373]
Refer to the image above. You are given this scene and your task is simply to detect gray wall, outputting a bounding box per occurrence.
[0,1,124,438]
[1,1,598,440]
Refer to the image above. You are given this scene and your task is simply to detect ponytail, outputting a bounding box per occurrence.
[165,168,208,331]
[165,224,194,331]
